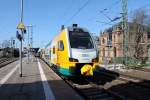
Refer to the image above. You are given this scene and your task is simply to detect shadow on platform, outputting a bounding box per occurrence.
[0,79,82,100]
[0,75,150,100]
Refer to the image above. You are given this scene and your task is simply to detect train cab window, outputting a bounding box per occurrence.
[53,46,55,54]
[58,40,64,51]
[69,31,94,49]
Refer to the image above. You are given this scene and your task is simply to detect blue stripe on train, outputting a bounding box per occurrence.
[44,59,73,76]
[59,68,73,76]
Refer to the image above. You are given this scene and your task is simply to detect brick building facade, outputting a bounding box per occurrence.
[99,23,150,63]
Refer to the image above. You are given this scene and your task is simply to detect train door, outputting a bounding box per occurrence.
[49,49,51,61]
[51,46,57,64]
[57,40,64,66]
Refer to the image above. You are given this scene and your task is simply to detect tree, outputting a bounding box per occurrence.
[131,8,150,63]
[2,40,10,48]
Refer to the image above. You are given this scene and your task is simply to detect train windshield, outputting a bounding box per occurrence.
[69,31,94,49]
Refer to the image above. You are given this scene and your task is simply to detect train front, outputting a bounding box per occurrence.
[67,24,99,76]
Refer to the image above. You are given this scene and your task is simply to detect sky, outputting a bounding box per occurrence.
[0,0,150,48]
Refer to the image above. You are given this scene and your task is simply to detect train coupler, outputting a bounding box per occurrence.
[80,64,94,76]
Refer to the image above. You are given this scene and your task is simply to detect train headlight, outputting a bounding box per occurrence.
[92,57,99,62]
[69,58,79,62]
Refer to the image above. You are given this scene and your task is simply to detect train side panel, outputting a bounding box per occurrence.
[56,29,76,76]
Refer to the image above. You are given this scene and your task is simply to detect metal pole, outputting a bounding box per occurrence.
[20,0,23,77]
[121,0,128,66]
[27,26,30,63]
[26,25,33,63]
[28,27,30,47]
[19,36,23,77]
[21,0,23,22]
[30,26,33,48]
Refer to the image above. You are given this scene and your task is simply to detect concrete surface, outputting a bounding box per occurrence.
[0,57,83,100]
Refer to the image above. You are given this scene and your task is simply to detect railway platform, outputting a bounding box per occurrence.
[0,57,83,100]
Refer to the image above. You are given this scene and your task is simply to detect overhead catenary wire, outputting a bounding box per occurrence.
[98,1,150,27]
[117,3,150,23]
[88,0,122,35]
[91,0,121,27]
[126,3,150,21]
[61,0,74,25]
[99,0,121,21]
[100,0,121,13]
[64,0,121,27]
[89,0,120,21]
[65,0,91,25]
[138,3,150,9]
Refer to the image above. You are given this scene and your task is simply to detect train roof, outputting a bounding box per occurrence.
[44,24,91,49]
[67,26,89,33]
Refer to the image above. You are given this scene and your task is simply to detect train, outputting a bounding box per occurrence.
[41,24,100,77]
[0,48,19,58]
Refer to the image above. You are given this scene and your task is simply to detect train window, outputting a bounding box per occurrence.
[58,40,64,51]
[53,47,55,54]
[69,31,94,49]
[49,49,51,59]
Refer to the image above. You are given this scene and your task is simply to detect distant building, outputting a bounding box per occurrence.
[99,22,150,64]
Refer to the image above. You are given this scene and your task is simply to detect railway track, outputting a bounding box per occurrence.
[131,67,150,72]
[42,59,129,100]
[0,57,8,63]
[118,74,150,89]
[43,59,150,100]
[103,73,150,100]
[64,71,150,100]
[0,57,19,68]
[65,78,128,100]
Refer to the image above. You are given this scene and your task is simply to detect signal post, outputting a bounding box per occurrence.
[16,0,26,77]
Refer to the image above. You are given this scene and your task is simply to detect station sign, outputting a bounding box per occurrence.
[17,22,26,30]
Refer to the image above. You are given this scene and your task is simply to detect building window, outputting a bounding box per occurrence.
[114,47,117,57]
[103,48,105,57]
[102,38,105,44]
[114,35,115,42]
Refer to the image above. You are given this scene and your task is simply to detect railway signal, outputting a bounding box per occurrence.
[16,31,23,41]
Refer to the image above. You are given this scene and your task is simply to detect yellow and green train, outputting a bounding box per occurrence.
[41,24,99,77]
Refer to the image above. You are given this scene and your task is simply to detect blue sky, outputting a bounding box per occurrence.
[0,0,150,48]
